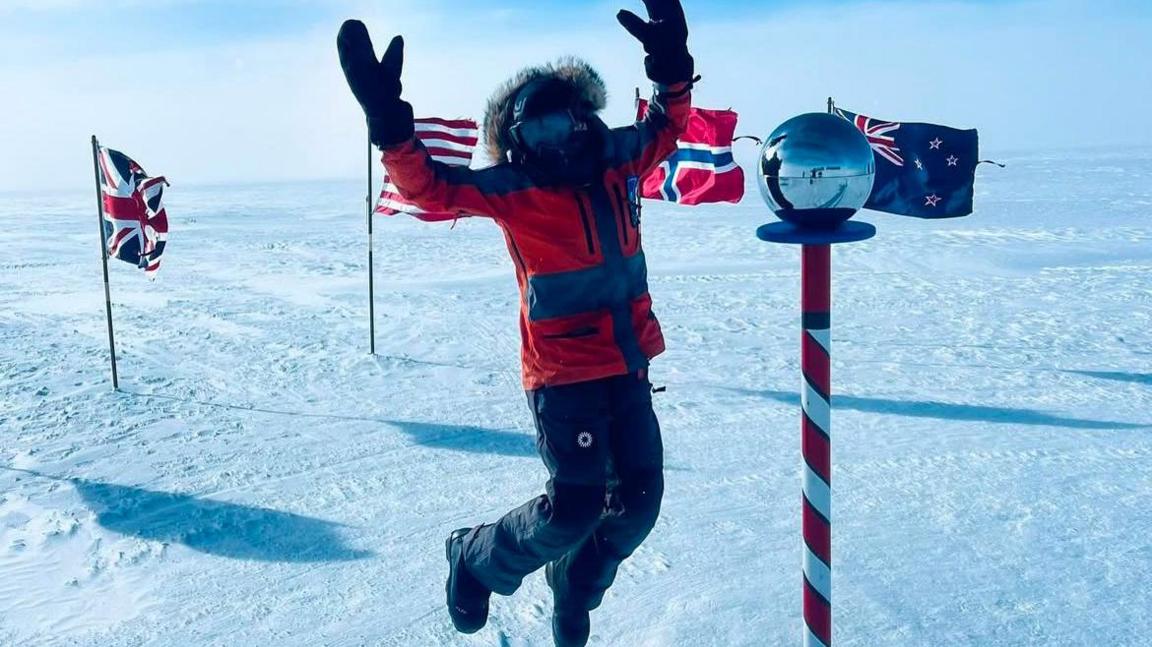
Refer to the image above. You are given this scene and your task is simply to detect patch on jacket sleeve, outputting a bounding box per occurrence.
[626,176,643,227]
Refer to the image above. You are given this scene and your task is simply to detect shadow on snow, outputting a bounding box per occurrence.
[130,391,538,458]
[728,388,1147,430]
[386,420,537,458]
[1067,370,1152,386]
[4,469,373,563]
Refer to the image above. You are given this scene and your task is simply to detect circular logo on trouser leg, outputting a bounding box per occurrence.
[577,431,594,449]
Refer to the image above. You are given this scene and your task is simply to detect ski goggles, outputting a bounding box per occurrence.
[512,110,589,152]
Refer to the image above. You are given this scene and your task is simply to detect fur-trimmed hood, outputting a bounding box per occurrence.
[483,58,608,163]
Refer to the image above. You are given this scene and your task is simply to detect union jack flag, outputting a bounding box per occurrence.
[375,118,479,222]
[836,108,904,167]
[97,146,169,278]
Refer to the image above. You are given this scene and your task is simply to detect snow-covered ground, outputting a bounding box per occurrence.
[2,148,1151,646]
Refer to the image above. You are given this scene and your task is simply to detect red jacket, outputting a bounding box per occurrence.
[383,83,691,390]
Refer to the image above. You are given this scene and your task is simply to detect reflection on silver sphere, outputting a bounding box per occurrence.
[757,113,875,229]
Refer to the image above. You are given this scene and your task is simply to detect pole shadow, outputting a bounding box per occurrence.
[727,388,1148,430]
[385,421,692,471]
[1067,370,1152,386]
[129,391,539,459]
[387,420,538,458]
[6,469,372,562]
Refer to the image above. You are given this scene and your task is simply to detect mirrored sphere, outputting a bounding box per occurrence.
[757,113,875,229]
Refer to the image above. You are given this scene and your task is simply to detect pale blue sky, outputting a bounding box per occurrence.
[1,0,1149,188]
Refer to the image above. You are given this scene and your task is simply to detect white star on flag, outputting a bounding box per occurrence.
[929,138,943,150]
[925,194,942,207]
[947,155,959,166]
[915,159,924,170]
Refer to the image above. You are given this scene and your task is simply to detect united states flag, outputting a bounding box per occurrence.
[97,146,169,278]
[375,117,479,222]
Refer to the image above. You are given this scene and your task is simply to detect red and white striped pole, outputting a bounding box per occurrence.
[759,224,873,647]
[756,109,877,646]
[800,243,832,647]
[803,100,837,647]
[760,231,872,647]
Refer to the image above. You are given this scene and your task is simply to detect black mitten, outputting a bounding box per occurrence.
[617,0,694,85]
[337,21,416,147]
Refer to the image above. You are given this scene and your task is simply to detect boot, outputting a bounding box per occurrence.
[546,561,591,647]
[445,528,490,634]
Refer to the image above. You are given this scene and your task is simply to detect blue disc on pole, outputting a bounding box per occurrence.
[757,220,876,245]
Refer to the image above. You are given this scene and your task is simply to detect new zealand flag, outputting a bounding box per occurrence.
[836,107,979,218]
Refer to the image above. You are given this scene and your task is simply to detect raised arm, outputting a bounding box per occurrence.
[611,0,695,176]
[379,138,527,218]
[337,21,513,218]
[613,83,692,177]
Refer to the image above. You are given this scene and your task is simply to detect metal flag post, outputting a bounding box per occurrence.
[755,110,878,647]
[367,135,376,355]
[90,135,119,390]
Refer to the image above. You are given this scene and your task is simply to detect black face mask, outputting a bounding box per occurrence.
[512,111,605,187]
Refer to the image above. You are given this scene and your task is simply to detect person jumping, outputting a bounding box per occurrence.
[337,2,695,644]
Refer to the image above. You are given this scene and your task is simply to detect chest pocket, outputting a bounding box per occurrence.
[574,192,597,256]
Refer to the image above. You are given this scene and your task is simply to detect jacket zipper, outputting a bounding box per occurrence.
[505,229,528,275]
[575,193,596,256]
[612,183,631,247]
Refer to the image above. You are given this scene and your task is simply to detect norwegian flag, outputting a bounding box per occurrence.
[97,146,169,278]
[636,100,744,205]
[375,117,479,222]
[836,108,904,166]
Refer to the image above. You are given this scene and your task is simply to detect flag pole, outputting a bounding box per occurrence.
[366,135,376,355]
[827,97,835,114]
[800,243,832,647]
[90,135,119,390]
[758,200,875,647]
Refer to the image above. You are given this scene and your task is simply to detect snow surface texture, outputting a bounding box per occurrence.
[2,150,1151,646]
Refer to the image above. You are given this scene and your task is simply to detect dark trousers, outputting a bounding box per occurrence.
[462,372,664,612]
